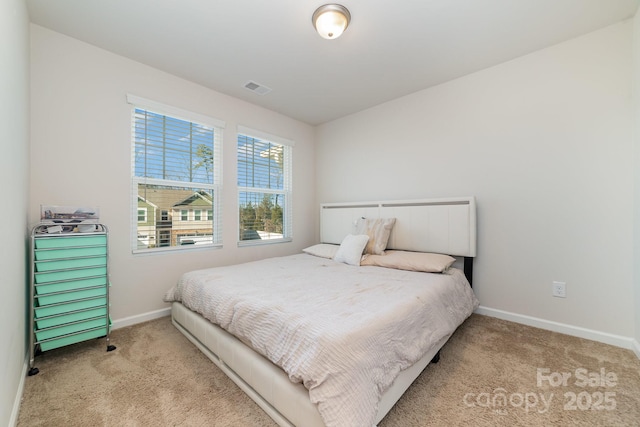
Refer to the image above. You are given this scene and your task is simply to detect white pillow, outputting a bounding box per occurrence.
[302,243,339,259]
[333,234,370,266]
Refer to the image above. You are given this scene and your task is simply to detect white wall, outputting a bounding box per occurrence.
[30,25,317,323]
[633,12,640,352]
[317,22,635,340]
[0,0,30,424]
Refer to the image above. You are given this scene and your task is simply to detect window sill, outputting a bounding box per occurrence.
[237,238,292,248]
[132,243,223,256]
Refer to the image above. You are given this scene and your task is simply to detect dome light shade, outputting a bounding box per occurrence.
[312,4,351,40]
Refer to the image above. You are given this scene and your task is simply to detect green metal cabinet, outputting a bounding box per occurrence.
[28,224,115,375]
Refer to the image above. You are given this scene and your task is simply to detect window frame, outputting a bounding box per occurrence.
[128,94,225,254]
[237,126,293,247]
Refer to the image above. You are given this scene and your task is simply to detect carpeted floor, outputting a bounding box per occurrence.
[17,314,640,426]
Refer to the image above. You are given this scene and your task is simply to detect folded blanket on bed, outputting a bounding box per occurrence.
[164,253,478,427]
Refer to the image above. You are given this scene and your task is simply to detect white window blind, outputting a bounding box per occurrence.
[237,126,293,245]
[128,95,224,252]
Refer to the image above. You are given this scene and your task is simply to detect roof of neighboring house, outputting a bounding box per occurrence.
[137,195,159,208]
[137,187,212,210]
[173,190,213,208]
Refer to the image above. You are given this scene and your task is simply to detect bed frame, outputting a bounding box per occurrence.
[170,196,477,426]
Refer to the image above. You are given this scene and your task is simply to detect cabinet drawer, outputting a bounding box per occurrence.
[35,245,106,261]
[35,276,107,295]
[35,256,106,272]
[35,267,107,284]
[35,235,106,249]
[36,317,107,342]
[36,286,106,306]
[38,324,110,352]
[35,306,107,329]
[35,297,107,318]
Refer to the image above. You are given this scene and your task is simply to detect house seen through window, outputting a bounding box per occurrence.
[129,95,224,252]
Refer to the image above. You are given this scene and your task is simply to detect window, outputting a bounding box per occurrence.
[128,95,224,252]
[237,126,293,245]
[137,208,147,223]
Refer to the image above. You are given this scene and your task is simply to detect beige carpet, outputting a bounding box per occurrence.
[18,314,640,426]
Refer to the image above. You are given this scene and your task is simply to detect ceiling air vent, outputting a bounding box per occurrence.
[243,80,272,95]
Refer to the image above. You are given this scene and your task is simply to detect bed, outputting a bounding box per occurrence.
[164,197,478,427]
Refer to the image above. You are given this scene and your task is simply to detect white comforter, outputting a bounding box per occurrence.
[164,254,478,427]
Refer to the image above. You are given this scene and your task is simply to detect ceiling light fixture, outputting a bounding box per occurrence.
[312,4,351,40]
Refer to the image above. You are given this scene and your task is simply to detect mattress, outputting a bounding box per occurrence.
[164,253,478,426]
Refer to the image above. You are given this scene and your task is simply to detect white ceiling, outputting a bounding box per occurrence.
[27,0,639,125]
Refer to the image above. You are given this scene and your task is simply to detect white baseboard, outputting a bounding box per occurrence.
[111,307,171,330]
[11,354,29,427]
[475,306,639,358]
[632,339,640,359]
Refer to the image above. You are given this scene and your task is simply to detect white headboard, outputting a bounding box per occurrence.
[320,197,476,257]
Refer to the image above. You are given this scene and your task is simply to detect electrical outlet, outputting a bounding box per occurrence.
[552,281,566,298]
